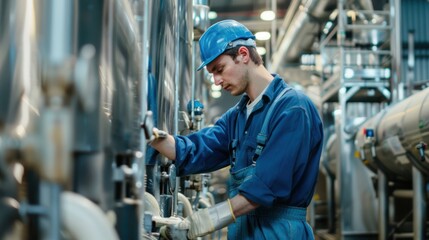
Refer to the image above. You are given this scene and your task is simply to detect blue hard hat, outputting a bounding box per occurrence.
[197,20,256,71]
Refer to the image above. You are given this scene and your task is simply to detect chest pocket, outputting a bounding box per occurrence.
[242,133,257,165]
[230,86,292,168]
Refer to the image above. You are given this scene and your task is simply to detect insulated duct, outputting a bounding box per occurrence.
[271,0,378,73]
[271,0,337,73]
[355,87,429,182]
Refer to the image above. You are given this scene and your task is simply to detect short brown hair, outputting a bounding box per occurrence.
[223,46,263,66]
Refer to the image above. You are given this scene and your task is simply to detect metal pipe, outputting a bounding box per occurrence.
[0,0,16,126]
[172,0,181,217]
[412,166,426,240]
[178,193,193,217]
[271,0,337,72]
[39,181,61,240]
[39,0,76,67]
[192,0,209,40]
[191,44,196,124]
[191,0,209,127]
[406,30,415,98]
[377,169,389,240]
[275,0,300,50]
[392,190,414,198]
[390,0,402,102]
[137,0,151,232]
[114,0,141,73]
[355,86,429,181]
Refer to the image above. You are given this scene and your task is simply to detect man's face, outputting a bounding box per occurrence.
[206,54,248,96]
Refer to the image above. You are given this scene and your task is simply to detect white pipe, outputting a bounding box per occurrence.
[204,191,216,206]
[61,192,119,240]
[198,197,212,208]
[144,192,161,216]
[178,192,193,217]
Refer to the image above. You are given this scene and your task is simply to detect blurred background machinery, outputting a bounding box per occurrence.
[0,0,428,240]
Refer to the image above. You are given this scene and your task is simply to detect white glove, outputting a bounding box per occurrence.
[159,224,188,240]
[158,217,188,240]
[186,199,236,239]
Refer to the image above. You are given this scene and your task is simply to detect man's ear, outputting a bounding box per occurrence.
[237,46,249,63]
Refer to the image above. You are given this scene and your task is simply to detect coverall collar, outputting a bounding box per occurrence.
[235,74,287,112]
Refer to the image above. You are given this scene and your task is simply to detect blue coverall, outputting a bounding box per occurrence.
[174,75,324,239]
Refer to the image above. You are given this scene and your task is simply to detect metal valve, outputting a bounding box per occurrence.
[416,142,427,161]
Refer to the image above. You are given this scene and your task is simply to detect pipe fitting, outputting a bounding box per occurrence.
[416,142,427,161]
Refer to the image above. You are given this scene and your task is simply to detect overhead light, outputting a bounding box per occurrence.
[256,47,266,55]
[344,68,354,79]
[211,91,222,98]
[260,10,275,21]
[208,11,217,20]
[211,84,221,91]
[255,31,271,41]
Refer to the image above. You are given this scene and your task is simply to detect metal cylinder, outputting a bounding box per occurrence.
[356,87,429,181]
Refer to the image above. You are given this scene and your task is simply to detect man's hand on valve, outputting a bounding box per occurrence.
[142,126,168,144]
[159,218,189,240]
[160,199,236,239]
[146,127,168,144]
[140,111,167,144]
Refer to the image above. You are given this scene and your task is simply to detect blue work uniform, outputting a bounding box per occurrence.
[174,75,324,239]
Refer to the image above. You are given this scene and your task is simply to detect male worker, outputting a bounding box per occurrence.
[151,19,323,239]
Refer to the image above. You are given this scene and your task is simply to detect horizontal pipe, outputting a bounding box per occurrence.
[355,87,429,181]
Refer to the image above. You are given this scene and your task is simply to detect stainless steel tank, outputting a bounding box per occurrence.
[145,0,194,218]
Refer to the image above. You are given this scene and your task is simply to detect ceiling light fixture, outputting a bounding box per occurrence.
[208,11,217,20]
[211,84,221,91]
[255,31,271,41]
[256,47,267,55]
[260,10,275,21]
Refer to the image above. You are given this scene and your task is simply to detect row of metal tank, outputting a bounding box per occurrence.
[0,0,213,239]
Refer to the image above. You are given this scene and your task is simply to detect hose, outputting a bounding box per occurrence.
[61,192,119,240]
[144,192,161,216]
[177,192,193,217]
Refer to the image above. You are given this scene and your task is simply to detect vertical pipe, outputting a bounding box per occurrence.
[48,184,61,240]
[191,43,196,124]
[138,0,151,233]
[406,30,415,98]
[377,169,389,240]
[336,2,348,236]
[40,181,61,240]
[270,0,277,69]
[140,0,150,128]
[335,19,351,229]
[40,0,76,66]
[327,174,336,233]
[172,0,181,217]
[390,0,402,102]
[412,166,426,240]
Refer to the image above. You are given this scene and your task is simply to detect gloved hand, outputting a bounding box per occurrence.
[185,199,236,239]
[159,220,189,240]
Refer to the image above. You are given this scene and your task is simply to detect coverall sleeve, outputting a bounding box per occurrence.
[174,114,232,176]
[238,106,314,207]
